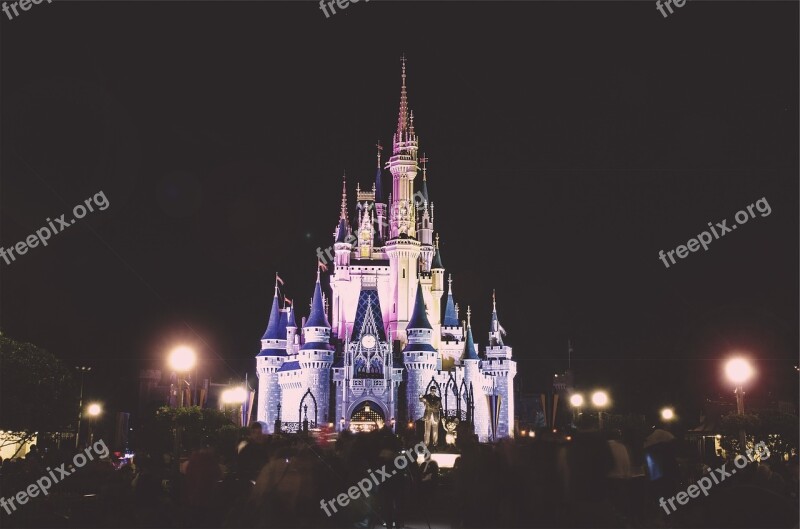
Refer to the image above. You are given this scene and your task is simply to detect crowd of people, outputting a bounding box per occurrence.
[0,425,797,528]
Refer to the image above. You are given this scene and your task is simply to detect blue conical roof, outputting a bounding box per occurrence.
[305,277,330,328]
[443,281,458,327]
[407,281,432,330]
[431,246,443,269]
[278,309,288,335]
[261,291,283,340]
[462,323,479,360]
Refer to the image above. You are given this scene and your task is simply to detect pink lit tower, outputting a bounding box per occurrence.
[255,58,516,442]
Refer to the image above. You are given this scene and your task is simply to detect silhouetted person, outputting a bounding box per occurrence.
[237,422,268,481]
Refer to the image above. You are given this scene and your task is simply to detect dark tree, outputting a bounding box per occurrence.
[0,333,78,454]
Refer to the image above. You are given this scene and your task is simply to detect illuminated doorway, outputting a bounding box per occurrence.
[349,400,385,433]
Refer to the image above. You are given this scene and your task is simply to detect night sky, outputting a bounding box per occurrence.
[1,1,797,425]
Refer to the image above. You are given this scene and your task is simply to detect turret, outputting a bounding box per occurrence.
[286,305,298,354]
[404,281,437,423]
[256,278,288,431]
[388,56,419,239]
[442,275,461,334]
[334,175,354,268]
[298,270,334,423]
[482,292,516,439]
[374,142,388,242]
[460,307,479,362]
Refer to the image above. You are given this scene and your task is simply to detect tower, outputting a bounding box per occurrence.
[374,142,388,243]
[404,280,437,422]
[385,57,422,342]
[331,176,355,339]
[298,271,334,424]
[256,280,287,432]
[461,307,491,441]
[417,156,434,271]
[483,292,517,438]
[439,274,464,370]
[429,234,445,349]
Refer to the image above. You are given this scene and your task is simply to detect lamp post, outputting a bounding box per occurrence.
[168,346,196,463]
[86,402,102,445]
[569,393,584,426]
[591,391,609,430]
[75,366,92,448]
[725,358,753,451]
[221,387,248,426]
[169,346,197,408]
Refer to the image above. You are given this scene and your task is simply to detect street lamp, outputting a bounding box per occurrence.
[86,402,102,445]
[168,345,196,464]
[569,393,584,425]
[660,407,675,421]
[725,357,754,450]
[221,387,248,427]
[169,346,196,408]
[221,387,247,405]
[591,391,609,429]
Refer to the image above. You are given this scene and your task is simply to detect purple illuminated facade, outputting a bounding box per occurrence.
[256,60,516,442]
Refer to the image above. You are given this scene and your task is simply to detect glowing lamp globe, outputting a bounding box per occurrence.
[570,394,584,407]
[591,391,609,408]
[169,346,197,372]
[725,358,753,384]
[660,407,675,421]
[221,387,247,404]
[87,403,102,417]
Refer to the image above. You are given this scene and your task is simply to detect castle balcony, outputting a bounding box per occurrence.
[350,378,386,389]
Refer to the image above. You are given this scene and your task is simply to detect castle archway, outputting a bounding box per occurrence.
[347,399,386,433]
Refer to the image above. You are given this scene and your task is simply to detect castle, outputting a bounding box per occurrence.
[255,60,516,442]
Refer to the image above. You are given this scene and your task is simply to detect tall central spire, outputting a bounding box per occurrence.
[388,55,420,238]
[340,173,348,222]
[397,54,408,137]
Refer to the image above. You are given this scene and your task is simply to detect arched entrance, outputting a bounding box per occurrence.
[349,400,385,433]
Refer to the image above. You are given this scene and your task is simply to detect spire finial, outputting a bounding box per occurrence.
[397,55,409,137]
[420,154,428,181]
[376,140,383,168]
[435,233,440,249]
[466,306,472,328]
[274,272,279,296]
[340,174,348,221]
[492,289,497,312]
[448,273,453,292]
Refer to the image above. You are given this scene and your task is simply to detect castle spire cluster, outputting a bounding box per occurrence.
[256,59,516,441]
